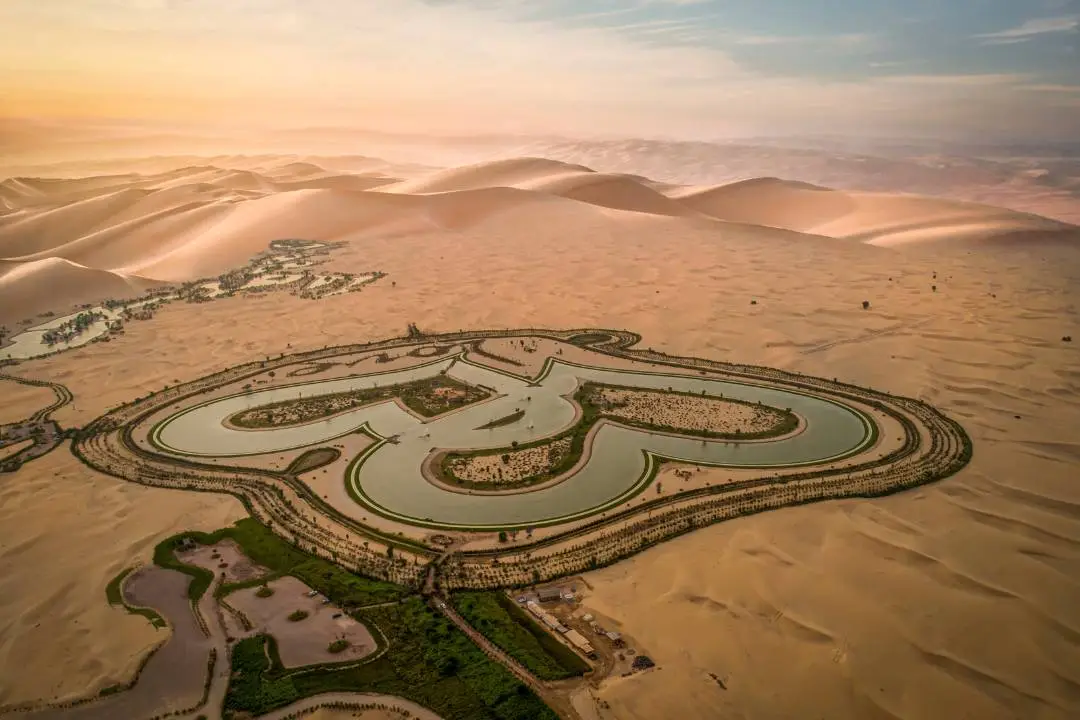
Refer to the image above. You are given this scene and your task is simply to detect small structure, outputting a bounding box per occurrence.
[527,601,566,633]
[537,586,563,603]
[565,629,596,658]
[606,631,625,648]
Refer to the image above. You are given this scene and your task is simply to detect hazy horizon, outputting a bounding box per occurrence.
[2,0,1078,142]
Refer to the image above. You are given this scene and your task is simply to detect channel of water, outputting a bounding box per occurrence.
[152,355,871,528]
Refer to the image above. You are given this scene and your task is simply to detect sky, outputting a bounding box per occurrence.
[0,0,1078,141]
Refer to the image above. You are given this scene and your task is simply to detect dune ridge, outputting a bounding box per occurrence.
[0,146,1078,719]
[1,155,1076,325]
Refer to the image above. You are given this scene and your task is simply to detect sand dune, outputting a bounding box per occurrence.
[0,155,1074,328]
[674,177,1076,245]
[0,156,1076,331]
[0,258,156,323]
[0,146,1078,719]
[385,156,595,194]
[522,172,698,217]
[387,157,695,217]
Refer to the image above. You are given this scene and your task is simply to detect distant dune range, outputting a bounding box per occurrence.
[2,156,1076,325]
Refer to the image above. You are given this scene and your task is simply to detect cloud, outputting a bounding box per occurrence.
[1,0,1078,140]
[974,14,1079,43]
[1024,83,1080,92]
[732,33,873,47]
[877,73,1032,86]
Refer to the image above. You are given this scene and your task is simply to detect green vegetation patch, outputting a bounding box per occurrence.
[287,609,309,622]
[223,599,558,720]
[228,372,490,428]
[164,520,557,717]
[285,447,341,475]
[451,592,590,680]
[327,639,350,654]
[226,635,300,716]
[154,518,406,606]
[104,566,167,629]
[255,585,274,598]
[104,566,133,606]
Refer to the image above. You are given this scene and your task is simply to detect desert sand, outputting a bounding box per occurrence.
[0,443,245,706]
[0,153,1077,719]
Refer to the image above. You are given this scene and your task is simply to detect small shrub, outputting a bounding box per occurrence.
[255,585,274,598]
[328,639,350,654]
[287,610,309,622]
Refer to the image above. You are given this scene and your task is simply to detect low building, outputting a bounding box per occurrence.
[565,629,595,657]
[537,586,563,603]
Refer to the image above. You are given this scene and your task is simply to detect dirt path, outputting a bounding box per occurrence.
[259,692,445,720]
[0,372,72,472]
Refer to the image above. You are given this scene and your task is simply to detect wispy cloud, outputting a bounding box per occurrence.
[732,33,873,47]
[1024,83,1080,92]
[877,73,1032,86]
[1,0,1078,140]
[974,15,1079,44]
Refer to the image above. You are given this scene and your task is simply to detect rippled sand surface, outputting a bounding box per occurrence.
[0,155,1077,718]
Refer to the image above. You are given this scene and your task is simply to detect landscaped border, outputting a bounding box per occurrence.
[69,327,972,592]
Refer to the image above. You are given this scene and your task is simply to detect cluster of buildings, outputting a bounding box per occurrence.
[524,596,596,658]
[521,585,642,664]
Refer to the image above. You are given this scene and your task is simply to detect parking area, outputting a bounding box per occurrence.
[228,575,377,667]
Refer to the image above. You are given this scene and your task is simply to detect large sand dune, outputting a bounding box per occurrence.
[675,178,1074,245]
[0,149,1078,719]
[0,258,157,322]
[1,155,1075,328]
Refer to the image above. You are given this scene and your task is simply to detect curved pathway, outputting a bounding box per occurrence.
[0,372,73,472]
[259,693,444,720]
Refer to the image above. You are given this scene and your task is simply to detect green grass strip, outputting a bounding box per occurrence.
[104,566,167,629]
[451,592,590,680]
[153,518,407,607]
